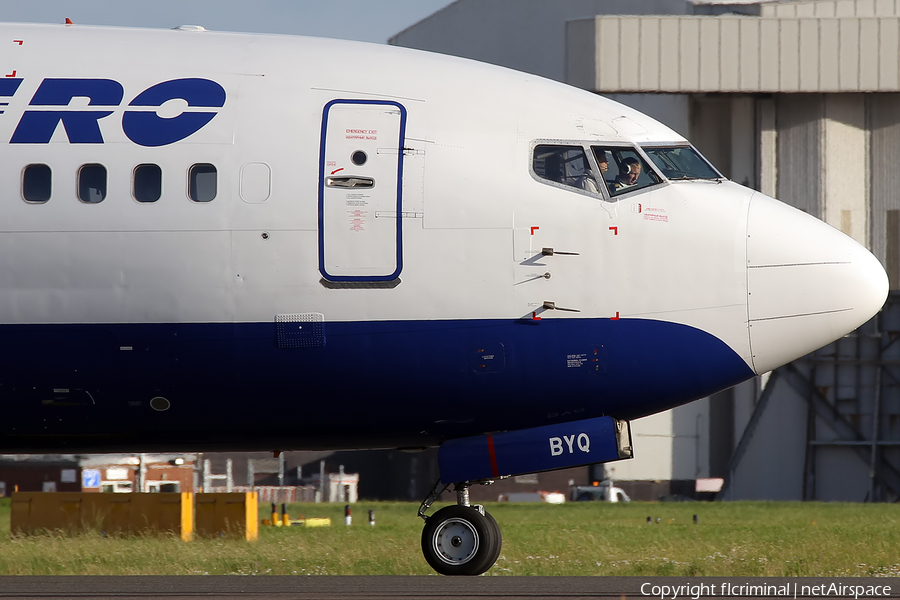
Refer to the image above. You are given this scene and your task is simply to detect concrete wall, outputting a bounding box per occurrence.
[722,375,809,501]
[823,94,868,246]
[390,0,690,82]
[869,93,900,287]
[567,14,900,93]
[763,0,900,17]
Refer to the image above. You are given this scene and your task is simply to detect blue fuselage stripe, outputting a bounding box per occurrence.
[0,318,753,452]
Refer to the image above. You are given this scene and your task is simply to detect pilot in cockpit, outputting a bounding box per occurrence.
[595,150,609,176]
[612,157,641,191]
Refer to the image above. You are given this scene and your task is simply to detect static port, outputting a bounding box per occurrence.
[150,397,171,412]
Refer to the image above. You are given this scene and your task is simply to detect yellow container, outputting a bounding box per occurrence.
[195,492,258,541]
[291,517,331,527]
[10,492,193,541]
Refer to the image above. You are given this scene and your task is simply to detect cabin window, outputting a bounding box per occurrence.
[22,164,51,203]
[643,146,721,181]
[240,162,271,203]
[189,163,217,202]
[592,147,661,198]
[133,164,162,203]
[78,164,107,203]
[532,145,599,193]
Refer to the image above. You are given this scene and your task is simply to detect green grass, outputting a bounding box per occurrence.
[0,498,898,576]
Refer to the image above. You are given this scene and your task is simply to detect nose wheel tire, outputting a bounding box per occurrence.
[421,505,502,576]
[483,510,503,565]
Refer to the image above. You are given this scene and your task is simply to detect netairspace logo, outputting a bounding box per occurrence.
[640,582,893,600]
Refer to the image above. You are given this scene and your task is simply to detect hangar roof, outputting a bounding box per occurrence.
[761,0,900,18]
[567,11,900,93]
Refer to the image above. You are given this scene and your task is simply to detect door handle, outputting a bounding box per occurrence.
[542,301,580,312]
[542,247,579,256]
[326,176,375,189]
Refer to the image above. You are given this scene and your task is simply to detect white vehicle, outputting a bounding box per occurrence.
[573,482,631,503]
[0,22,887,575]
[500,491,567,504]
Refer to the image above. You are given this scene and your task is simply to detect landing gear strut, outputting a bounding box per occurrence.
[418,479,502,576]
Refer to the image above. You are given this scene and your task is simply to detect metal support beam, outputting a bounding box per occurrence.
[718,370,781,499]
[801,364,817,500]
[782,362,900,497]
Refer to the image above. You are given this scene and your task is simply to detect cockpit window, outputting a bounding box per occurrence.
[643,146,721,181]
[592,147,661,197]
[533,145,599,193]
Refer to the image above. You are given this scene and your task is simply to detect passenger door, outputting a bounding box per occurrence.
[318,100,406,282]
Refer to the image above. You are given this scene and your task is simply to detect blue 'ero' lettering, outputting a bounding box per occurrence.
[12,79,123,144]
[123,78,226,147]
[0,78,23,97]
[10,78,225,146]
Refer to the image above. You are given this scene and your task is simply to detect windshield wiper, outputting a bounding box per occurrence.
[668,175,722,182]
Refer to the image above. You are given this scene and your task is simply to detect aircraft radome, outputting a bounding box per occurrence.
[0,22,888,575]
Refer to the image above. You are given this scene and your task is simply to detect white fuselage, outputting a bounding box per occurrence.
[0,23,887,452]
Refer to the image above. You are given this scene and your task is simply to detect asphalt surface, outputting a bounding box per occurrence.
[0,576,898,600]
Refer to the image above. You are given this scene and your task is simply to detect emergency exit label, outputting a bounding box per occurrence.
[346,128,377,140]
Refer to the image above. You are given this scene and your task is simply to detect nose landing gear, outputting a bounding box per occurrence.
[418,480,502,576]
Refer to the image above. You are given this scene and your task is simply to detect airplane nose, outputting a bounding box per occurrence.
[746,193,889,374]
